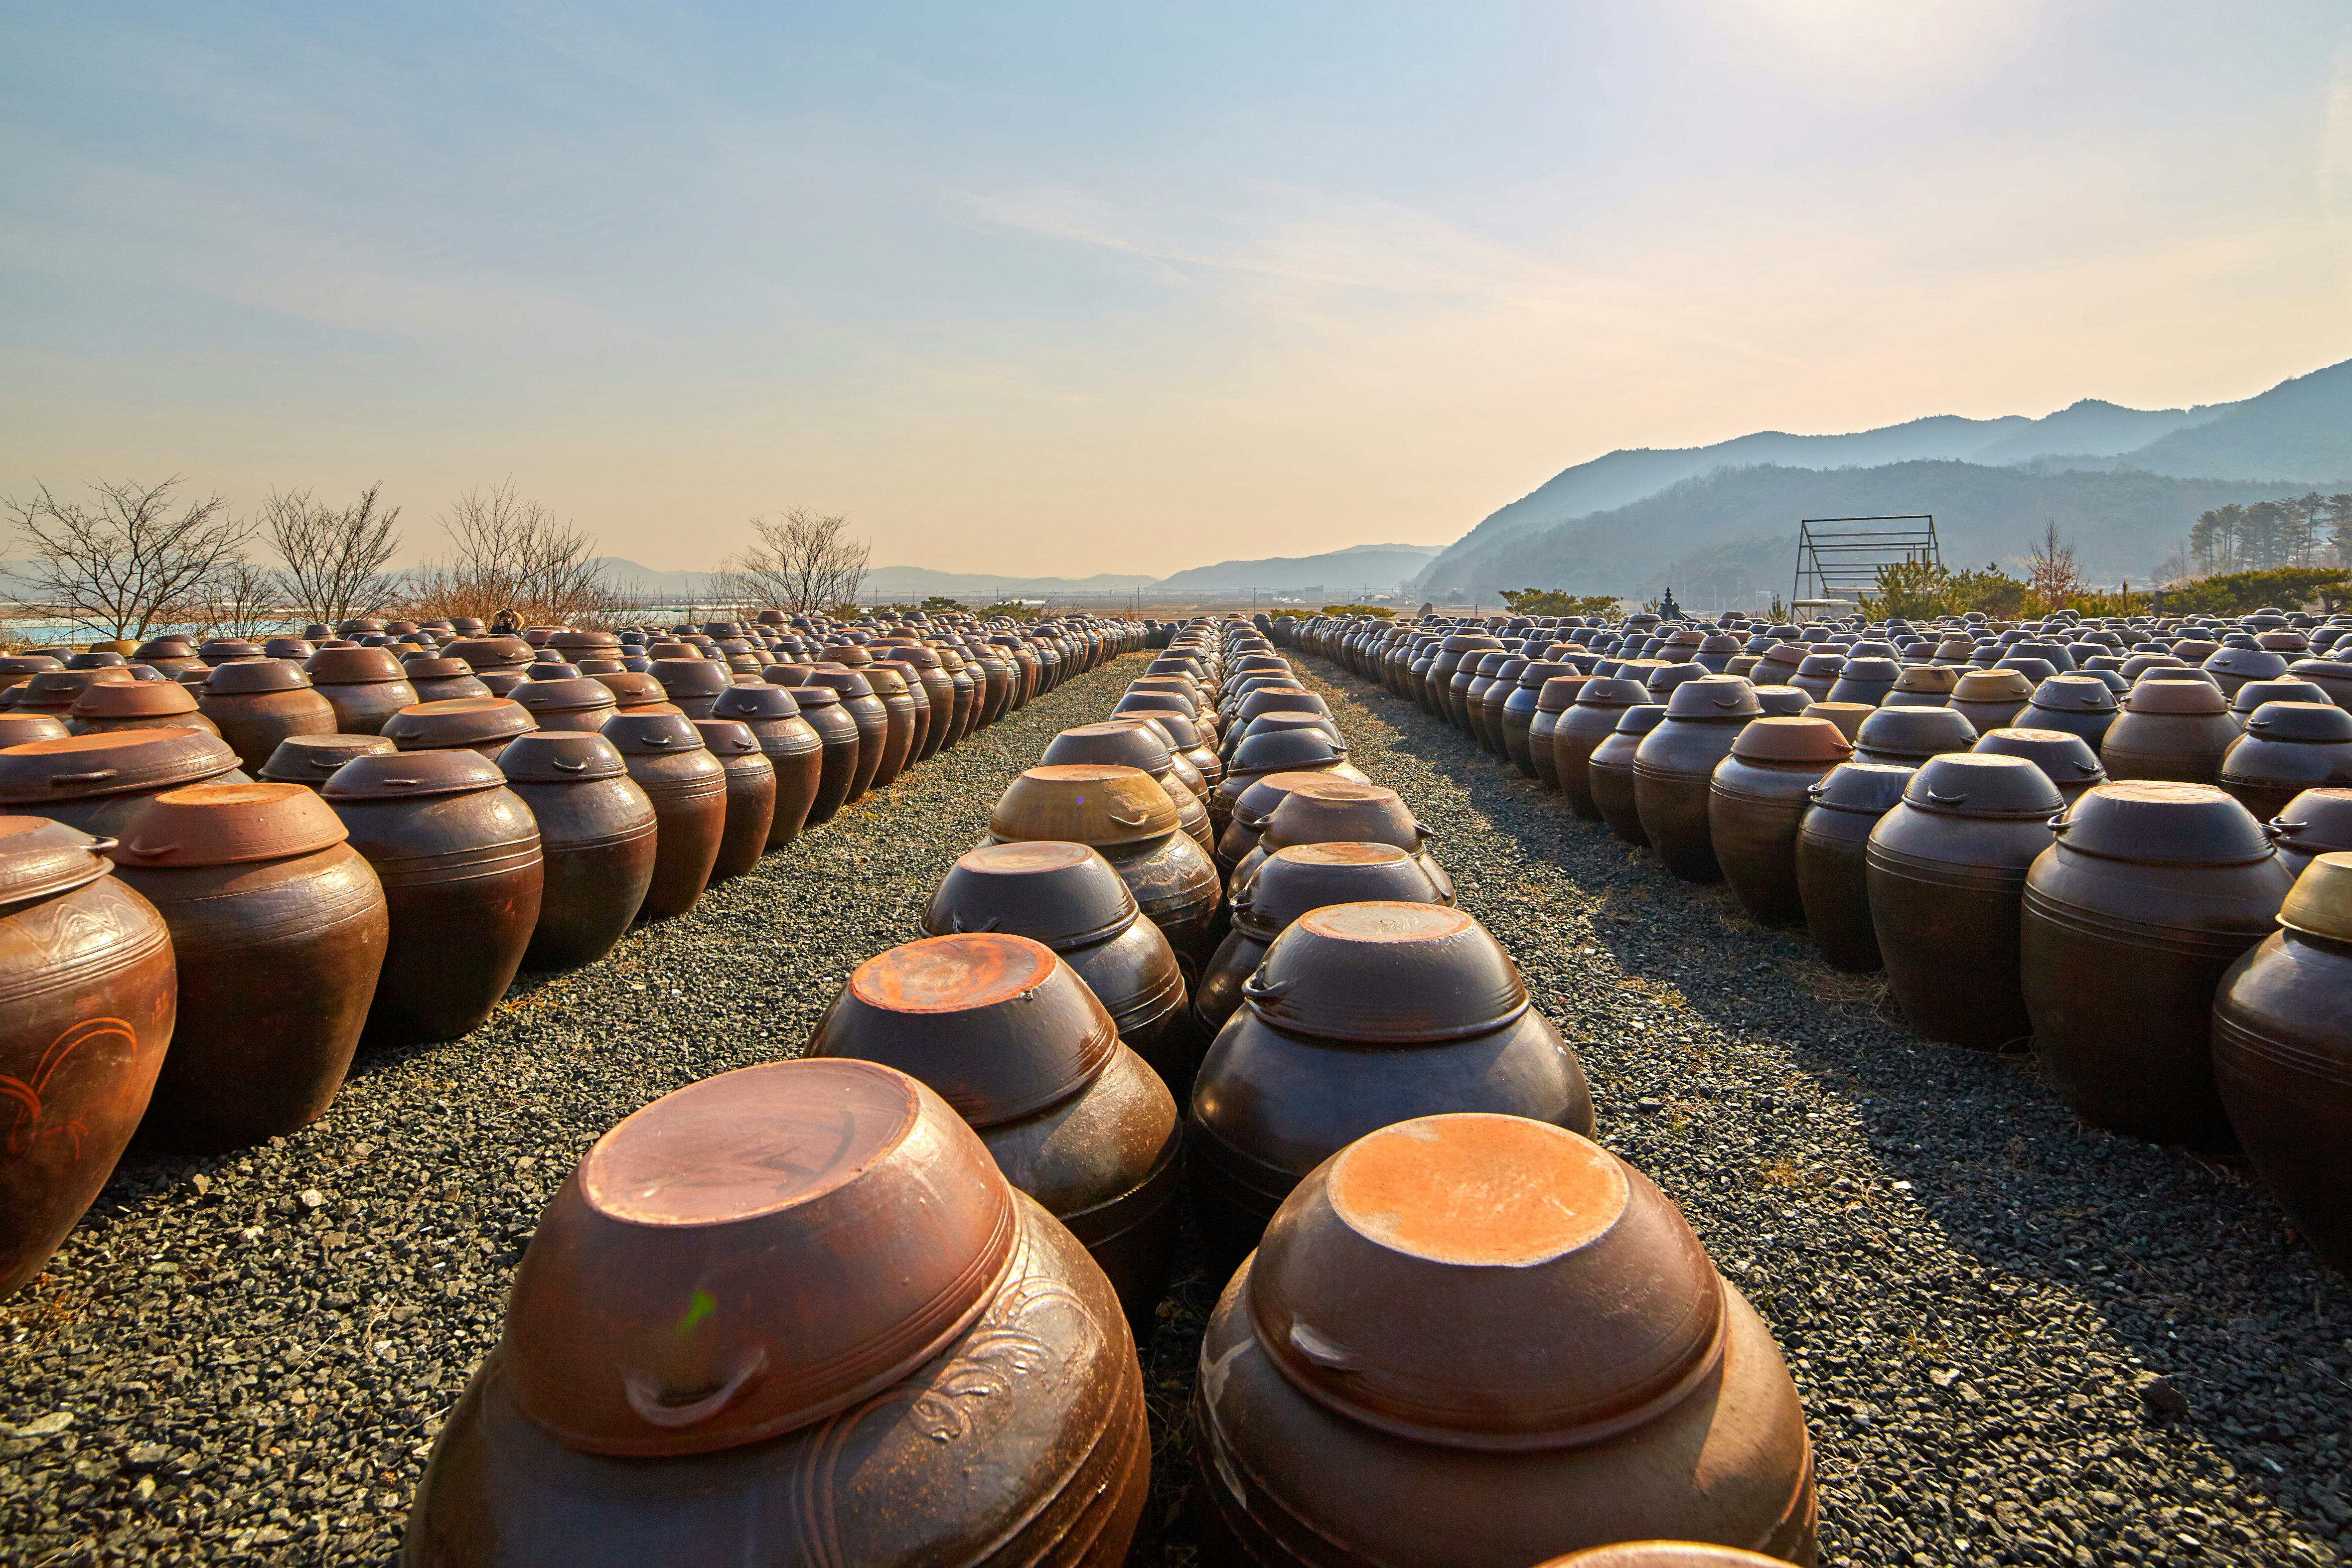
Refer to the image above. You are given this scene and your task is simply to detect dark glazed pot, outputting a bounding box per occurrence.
[1948,668,2034,734]
[1197,843,1448,1033]
[1825,656,1900,708]
[1503,664,1580,779]
[499,734,657,972]
[1971,726,2107,803]
[709,686,823,847]
[2102,679,2240,784]
[2212,854,2352,1277]
[1851,706,1977,768]
[405,658,494,705]
[2021,674,2120,748]
[404,1059,1147,1566]
[1191,1115,1814,1568]
[991,765,1224,982]
[800,668,888,803]
[924,841,1202,1098]
[1711,717,1854,928]
[259,732,396,791]
[1553,678,1652,819]
[383,698,538,761]
[1867,754,2062,1049]
[1042,722,1215,856]
[1229,776,1450,903]
[2025,783,2292,1148]
[1526,676,1588,790]
[1189,902,1594,1266]
[112,783,388,1150]
[1634,677,1762,880]
[1796,762,1917,975]
[2267,786,2352,878]
[810,934,1181,1333]
[0,728,247,839]
[603,713,727,919]
[1590,706,1668,847]
[303,647,420,735]
[326,751,543,1047]
[65,679,221,737]
[198,659,339,773]
[862,665,921,789]
[514,677,619,733]
[690,719,777,881]
[0,819,175,1295]
[2218,701,2352,822]
[770,683,860,827]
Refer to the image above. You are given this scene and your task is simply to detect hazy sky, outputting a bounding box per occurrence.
[3,2,2349,578]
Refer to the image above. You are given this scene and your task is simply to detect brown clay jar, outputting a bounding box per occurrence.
[2267,786,2352,877]
[810,934,1182,1333]
[404,1059,1148,1566]
[1189,902,1594,1267]
[514,677,619,734]
[602,713,727,919]
[690,719,777,881]
[766,681,860,827]
[2218,701,2352,821]
[258,732,396,791]
[2212,854,2352,1277]
[1191,1115,1814,1568]
[1867,754,2062,1049]
[1197,843,1449,1034]
[1526,675,1589,791]
[0,728,247,839]
[1948,668,2034,733]
[197,659,339,773]
[384,697,538,762]
[67,679,222,737]
[405,658,494,704]
[2101,678,2240,784]
[799,667,888,803]
[304,647,421,735]
[1634,676,1763,882]
[2025,783,2292,1148]
[1502,663,1582,780]
[869,661,931,775]
[990,765,1224,982]
[1711,716,1855,928]
[0,818,176,1295]
[1589,705,1667,847]
[326,750,543,1047]
[1971,726,2107,804]
[112,783,388,1150]
[709,686,823,847]
[499,734,658,972]
[1551,678,1652,819]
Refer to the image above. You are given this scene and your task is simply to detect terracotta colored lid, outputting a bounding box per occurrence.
[401,656,475,680]
[783,682,840,710]
[591,670,670,706]
[1229,770,1334,832]
[1248,902,1526,1043]
[1853,706,1978,760]
[502,1059,1017,1457]
[0,815,119,907]
[704,684,804,724]
[304,646,408,684]
[1893,665,1958,694]
[1904,753,2064,819]
[0,728,242,802]
[2281,852,2352,943]
[1259,777,1423,856]
[2028,674,2118,714]
[1533,1544,1799,1568]
[692,718,763,757]
[550,629,621,654]
[19,668,136,707]
[1248,1115,1722,1451]
[383,697,537,750]
[991,763,1180,845]
[1533,676,1590,713]
[2239,700,2352,743]
[115,781,347,867]
[653,659,731,698]
[1807,760,1919,814]
[441,635,536,670]
[498,731,628,783]
[1609,704,1669,737]
[924,841,1139,950]
[1952,668,2034,701]
[1659,675,1760,721]
[514,678,619,716]
[1729,714,1852,764]
[2125,678,2229,715]
[600,712,709,756]
[1238,842,1446,938]
[202,658,311,696]
[2057,780,2273,866]
[258,732,397,783]
[802,667,876,700]
[70,680,200,719]
[810,933,1120,1127]
[322,748,509,800]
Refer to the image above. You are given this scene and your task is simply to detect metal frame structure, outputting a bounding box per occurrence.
[1793,515,1940,605]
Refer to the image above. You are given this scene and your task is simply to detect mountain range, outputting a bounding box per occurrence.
[1415,356,2352,601]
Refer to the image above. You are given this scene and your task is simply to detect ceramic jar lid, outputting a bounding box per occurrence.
[991,764,1180,845]
[711,685,802,721]
[925,841,1139,949]
[1853,707,1978,757]
[1041,721,1175,776]
[1245,902,1526,1043]
[1258,777,1424,855]
[1247,1114,1723,1451]
[1228,728,1350,778]
[654,659,732,698]
[692,719,761,756]
[515,678,618,717]
[383,698,537,750]
[304,647,408,684]
[1573,678,1650,709]
[1236,843,1447,939]
[498,732,628,783]
[0,816,119,907]
[1903,753,2065,819]
[1806,760,1918,813]
[592,671,672,707]
[2054,781,2273,865]
[0,728,241,802]
[116,781,348,867]
[2029,675,2118,713]
[1662,675,1761,720]
[2124,679,2229,715]
[802,667,876,700]
[259,732,396,783]
[2240,701,2352,743]
[2281,852,2352,943]
[1972,726,2105,782]
[1892,665,1958,694]
[70,680,201,720]
[204,659,311,695]
[1610,705,1668,738]
[323,748,509,800]
[502,1059,1018,1457]
[1229,771,1332,833]
[0,714,71,748]
[2229,678,2330,713]
[602,713,708,755]
[810,933,1120,1127]
[1952,669,2033,701]
[1728,715,1852,765]
[1536,676,1590,713]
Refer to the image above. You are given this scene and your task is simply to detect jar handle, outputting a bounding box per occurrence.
[1106,809,1152,828]
[1925,789,1966,806]
[50,770,120,787]
[949,913,1001,934]
[622,1345,768,1429]
[554,756,588,772]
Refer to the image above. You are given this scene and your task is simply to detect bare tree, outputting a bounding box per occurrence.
[722,507,870,614]
[264,483,403,626]
[400,481,622,627]
[189,558,290,642]
[2020,520,2084,610]
[5,477,254,642]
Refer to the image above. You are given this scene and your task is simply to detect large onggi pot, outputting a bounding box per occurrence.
[1633,677,1763,882]
[1794,762,1918,974]
[499,734,658,972]
[112,783,387,1150]
[1190,1115,1815,1568]
[198,659,339,773]
[1554,679,1653,819]
[690,719,777,881]
[0,818,176,1295]
[2024,783,2292,1148]
[304,647,420,735]
[1589,706,1667,847]
[766,682,860,828]
[709,686,823,847]
[603,713,727,919]
[1710,717,1853,928]
[326,751,543,1047]
[403,1060,1148,1566]
[0,728,248,840]
[990,766,1223,982]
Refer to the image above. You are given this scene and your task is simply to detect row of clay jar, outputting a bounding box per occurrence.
[1291,611,2352,1286]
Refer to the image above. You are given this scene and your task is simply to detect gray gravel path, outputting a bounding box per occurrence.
[0,653,1160,1567]
[1279,652,2352,1568]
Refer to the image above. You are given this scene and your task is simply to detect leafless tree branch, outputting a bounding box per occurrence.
[3,476,256,642]
[265,483,403,626]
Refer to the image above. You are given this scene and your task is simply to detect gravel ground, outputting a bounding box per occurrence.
[0,653,1169,1567]
[8,643,2348,1568]
[1266,651,2352,1568]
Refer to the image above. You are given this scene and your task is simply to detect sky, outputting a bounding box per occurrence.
[2,1,2349,579]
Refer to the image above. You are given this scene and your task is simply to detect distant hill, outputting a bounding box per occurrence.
[1153,543,1444,595]
[593,559,1157,602]
[1417,356,2352,597]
